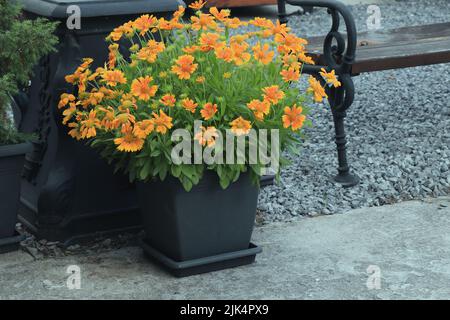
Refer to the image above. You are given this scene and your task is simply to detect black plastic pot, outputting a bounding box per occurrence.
[137,170,262,277]
[0,143,32,239]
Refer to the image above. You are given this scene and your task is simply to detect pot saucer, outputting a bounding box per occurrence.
[140,238,262,277]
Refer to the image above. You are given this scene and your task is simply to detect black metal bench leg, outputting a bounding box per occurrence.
[332,111,359,187]
[278,0,310,24]
[277,0,288,24]
[277,0,360,188]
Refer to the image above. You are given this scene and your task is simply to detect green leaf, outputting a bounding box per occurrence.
[171,165,182,178]
[150,149,161,157]
[181,176,193,192]
[181,164,196,179]
[139,161,151,180]
[159,163,168,180]
[219,176,230,189]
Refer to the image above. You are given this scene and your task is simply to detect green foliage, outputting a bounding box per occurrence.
[0,123,34,145]
[0,0,58,145]
[59,8,325,191]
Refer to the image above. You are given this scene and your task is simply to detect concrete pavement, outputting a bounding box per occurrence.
[1,197,449,299]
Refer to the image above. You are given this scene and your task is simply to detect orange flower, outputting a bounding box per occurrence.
[76,73,89,93]
[107,22,134,42]
[319,68,341,88]
[231,42,251,65]
[282,54,302,69]
[196,76,206,83]
[58,93,76,109]
[200,102,217,120]
[280,67,300,82]
[262,85,285,104]
[114,124,144,152]
[252,42,274,65]
[160,94,176,107]
[263,20,290,37]
[65,72,81,85]
[112,112,136,128]
[131,76,158,101]
[223,17,243,29]
[247,99,271,121]
[199,32,221,52]
[79,110,100,138]
[173,6,186,20]
[61,103,77,125]
[117,94,137,112]
[137,40,165,63]
[98,106,116,130]
[230,116,252,136]
[249,17,272,28]
[181,98,198,113]
[191,13,217,31]
[152,110,173,134]
[80,91,105,108]
[275,33,308,54]
[98,86,117,99]
[171,54,198,80]
[108,43,119,69]
[209,7,230,21]
[298,52,315,65]
[183,45,200,54]
[158,17,174,31]
[102,70,127,87]
[133,14,157,35]
[78,58,94,70]
[133,120,154,139]
[215,45,234,62]
[230,34,249,45]
[189,0,206,10]
[67,122,82,140]
[307,76,328,102]
[194,126,219,147]
[282,104,306,131]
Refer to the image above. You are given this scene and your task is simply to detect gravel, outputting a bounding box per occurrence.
[254,0,450,222]
[17,223,139,259]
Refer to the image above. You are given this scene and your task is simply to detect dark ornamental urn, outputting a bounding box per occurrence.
[15,0,184,245]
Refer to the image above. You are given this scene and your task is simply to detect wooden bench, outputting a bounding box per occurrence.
[277,0,450,187]
[308,22,450,75]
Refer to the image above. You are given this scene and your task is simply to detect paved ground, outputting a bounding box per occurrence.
[1,197,449,300]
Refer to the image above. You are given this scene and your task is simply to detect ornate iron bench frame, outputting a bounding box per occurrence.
[278,0,360,187]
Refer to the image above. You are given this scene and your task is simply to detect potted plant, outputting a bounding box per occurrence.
[58,0,339,276]
[0,0,57,253]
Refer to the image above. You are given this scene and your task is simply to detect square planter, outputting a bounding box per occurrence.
[137,171,261,277]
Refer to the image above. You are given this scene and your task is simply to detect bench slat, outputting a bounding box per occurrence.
[354,38,450,74]
[306,22,450,74]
